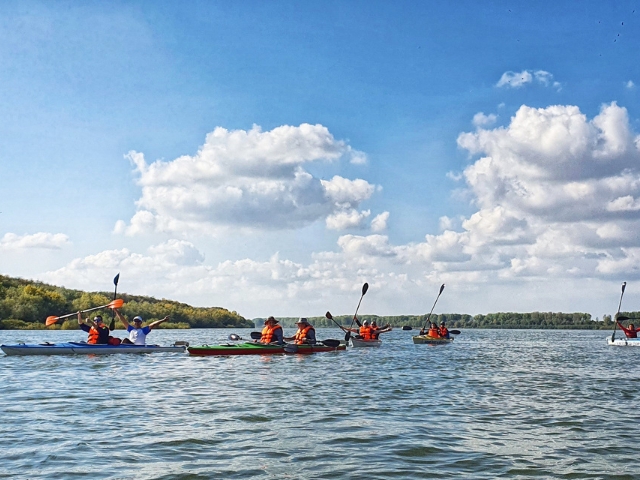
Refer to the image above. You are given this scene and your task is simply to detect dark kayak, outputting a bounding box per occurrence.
[188,341,345,356]
[1,342,187,356]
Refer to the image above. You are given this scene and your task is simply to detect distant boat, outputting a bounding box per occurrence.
[402,326,412,331]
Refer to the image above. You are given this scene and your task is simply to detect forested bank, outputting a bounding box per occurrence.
[0,274,625,330]
[264,311,619,330]
[0,275,252,330]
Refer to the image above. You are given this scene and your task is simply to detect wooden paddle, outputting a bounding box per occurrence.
[612,282,626,342]
[45,299,125,326]
[345,283,368,342]
[420,284,445,335]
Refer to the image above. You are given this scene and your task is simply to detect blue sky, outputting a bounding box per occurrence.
[2,1,640,319]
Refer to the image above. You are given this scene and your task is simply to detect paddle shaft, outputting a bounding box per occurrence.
[110,273,119,330]
[346,283,368,340]
[612,282,626,341]
[421,284,445,332]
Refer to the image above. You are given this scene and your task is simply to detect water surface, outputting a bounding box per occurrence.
[1,328,637,479]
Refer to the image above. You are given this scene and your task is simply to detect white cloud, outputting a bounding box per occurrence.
[496,69,561,90]
[116,124,376,235]
[626,80,635,89]
[0,232,70,250]
[371,211,389,232]
[473,112,498,127]
[326,209,371,230]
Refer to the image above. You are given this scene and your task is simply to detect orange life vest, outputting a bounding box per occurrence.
[87,325,109,344]
[439,326,449,337]
[294,325,315,344]
[427,327,441,338]
[359,325,374,340]
[261,324,282,343]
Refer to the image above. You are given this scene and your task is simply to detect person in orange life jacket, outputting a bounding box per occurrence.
[260,316,284,344]
[115,310,169,345]
[617,320,640,339]
[345,319,375,340]
[284,318,316,344]
[78,313,110,345]
[421,322,441,338]
[438,321,450,339]
[370,320,392,339]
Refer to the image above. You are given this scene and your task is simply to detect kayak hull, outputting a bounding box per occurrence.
[412,335,454,345]
[607,337,640,346]
[188,342,346,356]
[349,338,382,348]
[1,342,186,356]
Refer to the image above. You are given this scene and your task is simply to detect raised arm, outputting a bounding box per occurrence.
[148,316,169,330]
[115,309,130,329]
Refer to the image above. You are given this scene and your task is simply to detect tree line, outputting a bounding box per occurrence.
[0,275,252,330]
[270,311,617,330]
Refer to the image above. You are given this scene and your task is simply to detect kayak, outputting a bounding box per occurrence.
[1,342,187,356]
[349,337,382,348]
[188,342,346,356]
[607,337,640,346]
[412,335,454,345]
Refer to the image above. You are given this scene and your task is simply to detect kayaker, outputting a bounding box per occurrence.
[115,310,169,345]
[617,320,640,339]
[438,321,450,339]
[78,313,110,345]
[370,320,392,339]
[260,316,284,344]
[425,322,442,338]
[285,318,316,345]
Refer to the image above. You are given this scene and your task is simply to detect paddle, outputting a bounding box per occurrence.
[612,281,626,342]
[45,299,125,326]
[325,311,350,333]
[284,339,341,353]
[345,283,369,342]
[449,329,461,335]
[228,333,243,341]
[109,273,120,330]
[616,316,639,322]
[420,284,445,334]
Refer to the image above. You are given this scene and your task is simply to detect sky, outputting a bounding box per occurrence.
[2,1,640,320]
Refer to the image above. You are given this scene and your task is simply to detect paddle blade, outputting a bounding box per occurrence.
[322,339,341,348]
[325,311,333,320]
[617,315,629,321]
[284,344,299,354]
[114,273,120,286]
[108,299,124,309]
[228,334,241,341]
[250,331,262,340]
[345,331,351,342]
[449,329,461,335]
[439,284,445,295]
[622,281,627,293]
[45,316,59,326]
[362,283,369,296]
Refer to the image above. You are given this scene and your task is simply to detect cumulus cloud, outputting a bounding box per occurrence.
[626,80,635,89]
[117,124,375,235]
[472,112,498,127]
[496,69,561,90]
[371,211,389,232]
[0,232,70,250]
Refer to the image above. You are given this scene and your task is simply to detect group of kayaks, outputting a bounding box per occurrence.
[0,331,456,356]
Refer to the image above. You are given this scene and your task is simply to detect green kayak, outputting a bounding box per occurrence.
[188,341,345,356]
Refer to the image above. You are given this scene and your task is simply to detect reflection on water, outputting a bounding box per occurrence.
[1,328,638,479]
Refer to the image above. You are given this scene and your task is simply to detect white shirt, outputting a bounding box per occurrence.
[127,325,151,345]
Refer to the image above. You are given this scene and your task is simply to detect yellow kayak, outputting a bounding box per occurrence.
[412,335,454,345]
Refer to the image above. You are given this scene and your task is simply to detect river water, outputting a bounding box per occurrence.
[0,328,637,479]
